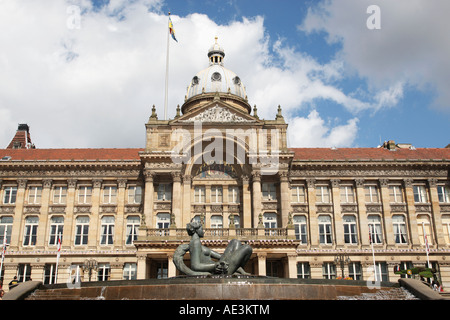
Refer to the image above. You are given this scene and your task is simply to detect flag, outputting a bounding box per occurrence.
[1,232,7,262]
[169,16,178,42]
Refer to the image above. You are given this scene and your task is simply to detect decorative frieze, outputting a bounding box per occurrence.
[0,206,15,214]
[415,204,431,213]
[100,205,117,214]
[316,204,333,213]
[390,204,407,212]
[49,205,66,214]
[341,204,357,213]
[292,204,308,213]
[74,205,91,214]
[366,204,382,213]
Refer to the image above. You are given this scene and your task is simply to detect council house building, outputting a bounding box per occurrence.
[1,39,450,290]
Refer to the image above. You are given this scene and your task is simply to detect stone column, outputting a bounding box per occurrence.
[286,253,298,279]
[379,179,394,246]
[279,171,290,228]
[30,263,45,282]
[11,179,27,250]
[36,179,52,250]
[182,174,192,227]
[136,253,147,280]
[241,175,251,228]
[306,179,318,247]
[88,179,102,249]
[251,171,262,228]
[3,264,18,292]
[167,253,176,278]
[143,171,155,228]
[171,172,182,228]
[110,261,124,281]
[404,179,420,246]
[428,178,445,247]
[257,253,267,276]
[331,179,343,247]
[115,179,127,248]
[355,179,370,247]
[63,179,77,249]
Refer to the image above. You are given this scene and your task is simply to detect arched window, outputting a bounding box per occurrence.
[100,216,115,245]
[23,216,39,246]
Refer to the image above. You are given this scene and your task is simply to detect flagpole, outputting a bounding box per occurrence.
[55,232,62,284]
[0,229,7,283]
[164,12,171,121]
[422,222,431,268]
[369,225,377,281]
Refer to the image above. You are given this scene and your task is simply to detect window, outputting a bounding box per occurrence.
[318,215,333,245]
[211,186,223,203]
[3,186,17,204]
[23,216,38,246]
[316,185,331,203]
[322,262,336,279]
[103,186,117,204]
[78,186,92,204]
[157,183,172,201]
[100,216,115,245]
[262,183,276,201]
[28,186,42,204]
[293,215,307,244]
[0,216,13,245]
[397,261,414,279]
[417,215,433,246]
[291,186,306,203]
[389,185,404,203]
[373,262,389,282]
[340,186,355,203]
[53,186,67,204]
[48,216,64,246]
[44,264,57,284]
[194,186,205,203]
[368,215,383,244]
[97,263,110,281]
[156,261,168,279]
[126,216,140,245]
[343,215,358,244]
[297,262,310,279]
[128,186,142,204]
[392,215,408,244]
[228,186,239,203]
[156,213,170,236]
[74,216,89,246]
[438,185,450,203]
[69,265,83,283]
[123,263,137,280]
[348,262,362,280]
[413,185,428,203]
[365,185,379,203]
[17,264,32,282]
[443,215,450,244]
[263,213,277,235]
[211,215,223,236]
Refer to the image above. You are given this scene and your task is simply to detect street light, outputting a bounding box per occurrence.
[82,258,98,282]
[334,252,351,278]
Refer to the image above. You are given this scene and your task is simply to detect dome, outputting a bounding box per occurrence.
[186,38,247,101]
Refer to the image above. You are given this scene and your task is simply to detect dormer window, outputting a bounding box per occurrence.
[192,76,199,85]
[211,72,222,82]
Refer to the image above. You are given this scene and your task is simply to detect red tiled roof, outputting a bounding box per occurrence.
[0,148,144,161]
[289,148,450,161]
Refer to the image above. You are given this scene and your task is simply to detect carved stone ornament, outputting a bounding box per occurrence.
[181,105,253,123]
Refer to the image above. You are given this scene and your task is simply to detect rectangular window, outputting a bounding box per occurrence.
[262,183,277,201]
[23,216,39,246]
[28,186,42,204]
[368,215,383,244]
[389,185,404,203]
[374,262,389,282]
[365,185,379,203]
[126,216,140,245]
[392,215,408,244]
[17,264,32,282]
[74,216,89,246]
[123,263,137,280]
[291,186,306,203]
[293,215,307,244]
[0,216,13,245]
[343,215,358,244]
[157,183,172,201]
[128,186,142,204]
[228,186,239,203]
[340,186,355,203]
[48,216,64,246]
[348,262,362,280]
[316,186,331,203]
[43,264,57,285]
[438,185,450,203]
[3,186,17,204]
[97,263,110,281]
[100,216,115,245]
[318,215,332,244]
[78,186,92,204]
[211,186,223,203]
[413,185,428,203]
[53,186,67,204]
[297,262,310,279]
[322,262,336,279]
[194,186,205,203]
[103,186,117,204]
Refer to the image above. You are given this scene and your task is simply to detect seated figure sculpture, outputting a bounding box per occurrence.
[173,220,253,276]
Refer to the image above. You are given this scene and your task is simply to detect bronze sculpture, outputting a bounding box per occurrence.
[173,220,252,276]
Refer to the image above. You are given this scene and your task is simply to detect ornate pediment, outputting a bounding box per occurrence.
[180,104,254,123]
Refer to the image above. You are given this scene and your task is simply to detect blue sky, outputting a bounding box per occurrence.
[0,0,448,149]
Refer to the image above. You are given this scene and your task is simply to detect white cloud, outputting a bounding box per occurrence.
[287,110,359,148]
[300,0,450,112]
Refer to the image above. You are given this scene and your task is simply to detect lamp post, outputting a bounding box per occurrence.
[82,258,98,282]
[334,252,350,278]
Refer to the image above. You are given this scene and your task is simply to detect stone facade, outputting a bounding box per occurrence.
[0,40,449,292]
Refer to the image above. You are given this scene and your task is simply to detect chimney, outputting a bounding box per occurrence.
[6,123,35,149]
